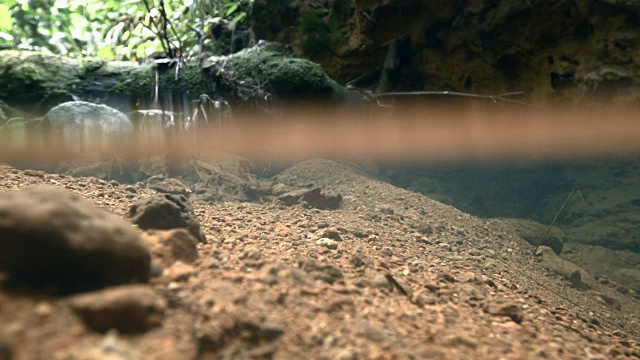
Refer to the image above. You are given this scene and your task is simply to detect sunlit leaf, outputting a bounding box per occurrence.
[96,45,114,59]
[228,12,246,29]
[0,31,13,41]
[0,5,13,31]
[225,3,238,17]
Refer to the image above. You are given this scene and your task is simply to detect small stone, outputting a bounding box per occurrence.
[67,330,142,360]
[316,238,339,250]
[277,188,342,209]
[147,176,191,196]
[298,259,343,284]
[488,301,525,324]
[569,270,583,289]
[128,194,206,243]
[165,261,195,281]
[616,285,631,294]
[445,335,478,349]
[68,285,166,333]
[260,322,285,341]
[142,229,199,268]
[321,229,342,241]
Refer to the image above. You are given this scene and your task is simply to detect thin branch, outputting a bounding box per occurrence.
[140,0,170,56]
[374,90,547,110]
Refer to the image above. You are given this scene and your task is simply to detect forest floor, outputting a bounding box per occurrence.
[0,159,639,359]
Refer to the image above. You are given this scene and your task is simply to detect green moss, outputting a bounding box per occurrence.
[222,47,343,99]
[0,50,81,100]
[111,60,212,97]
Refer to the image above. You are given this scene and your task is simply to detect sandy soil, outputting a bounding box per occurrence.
[0,159,639,359]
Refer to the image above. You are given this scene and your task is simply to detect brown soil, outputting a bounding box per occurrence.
[0,159,639,359]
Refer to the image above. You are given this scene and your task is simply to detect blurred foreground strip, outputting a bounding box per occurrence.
[2,107,640,166]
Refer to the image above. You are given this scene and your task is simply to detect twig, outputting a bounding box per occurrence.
[374,90,547,110]
[385,273,410,297]
[532,186,579,254]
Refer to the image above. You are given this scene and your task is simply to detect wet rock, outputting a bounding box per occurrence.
[146,175,191,196]
[0,186,150,293]
[46,101,133,155]
[592,292,622,310]
[535,246,597,289]
[298,258,343,284]
[502,218,565,255]
[128,194,206,243]
[487,301,525,324]
[569,270,583,289]
[270,183,292,196]
[277,188,342,210]
[68,285,166,333]
[142,229,199,268]
[46,101,133,133]
[611,268,640,294]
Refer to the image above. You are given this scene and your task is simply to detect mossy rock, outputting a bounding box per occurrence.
[203,45,349,101]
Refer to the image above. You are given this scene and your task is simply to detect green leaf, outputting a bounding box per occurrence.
[0,4,13,31]
[327,19,341,36]
[228,12,245,29]
[225,3,238,17]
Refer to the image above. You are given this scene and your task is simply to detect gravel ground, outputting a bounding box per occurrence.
[0,159,638,359]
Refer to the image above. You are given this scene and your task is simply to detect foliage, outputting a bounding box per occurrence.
[0,0,249,60]
[298,8,341,56]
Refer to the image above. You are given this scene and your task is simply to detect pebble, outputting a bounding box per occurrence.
[142,229,199,268]
[128,194,207,243]
[316,238,339,250]
[67,285,166,333]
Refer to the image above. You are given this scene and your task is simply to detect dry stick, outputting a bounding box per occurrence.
[374,90,548,110]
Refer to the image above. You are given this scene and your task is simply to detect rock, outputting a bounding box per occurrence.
[501,218,565,255]
[46,101,133,154]
[591,292,622,310]
[146,175,191,196]
[259,322,285,341]
[277,188,342,210]
[316,238,339,250]
[201,44,347,101]
[46,101,132,132]
[165,261,195,282]
[0,186,150,293]
[270,183,292,196]
[320,228,342,241]
[128,194,206,244]
[611,268,640,294]
[569,270,583,289]
[487,301,525,324]
[68,285,166,333]
[66,330,143,360]
[298,258,343,284]
[535,246,597,290]
[142,229,199,268]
